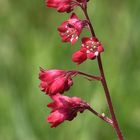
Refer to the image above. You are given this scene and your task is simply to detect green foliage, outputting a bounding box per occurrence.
[0,0,140,140]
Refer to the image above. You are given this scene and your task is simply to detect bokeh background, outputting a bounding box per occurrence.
[0,0,140,140]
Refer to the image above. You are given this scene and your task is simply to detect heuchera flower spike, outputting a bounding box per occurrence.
[40,0,124,139]
[46,0,89,13]
[39,68,73,95]
[72,37,104,64]
[47,93,89,127]
[58,13,85,44]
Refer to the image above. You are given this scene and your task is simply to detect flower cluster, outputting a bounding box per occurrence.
[39,68,89,127]
[40,0,104,128]
[46,0,104,65]
[38,1,125,139]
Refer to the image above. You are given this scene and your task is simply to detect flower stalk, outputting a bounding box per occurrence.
[97,55,124,140]
[87,106,113,126]
[39,0,124,139]
[69,70,102,81]
[81,4,124,140]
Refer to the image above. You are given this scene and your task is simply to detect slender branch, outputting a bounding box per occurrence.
[87,106,113,126]
[81,4,124,140]
[68,70,102,81]
[77,71,102,81]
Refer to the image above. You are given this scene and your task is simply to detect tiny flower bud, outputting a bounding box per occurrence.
[72,49,87,64]
[102,113,105,117]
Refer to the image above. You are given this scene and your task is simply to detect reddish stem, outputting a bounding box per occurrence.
[81,4,124,140]
[68,70,102,81]
[82,7,96,37]
[97,55,124,140]
[87,106,113,126]
[77,71,102,81]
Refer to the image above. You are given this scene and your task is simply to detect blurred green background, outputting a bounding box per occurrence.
[0,0,140,140]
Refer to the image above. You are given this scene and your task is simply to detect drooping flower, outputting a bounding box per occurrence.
[72,37,104,64]
[46,0,89,13]
[47,93,89,127]
[39,68,73,95]
[58,13,85,44]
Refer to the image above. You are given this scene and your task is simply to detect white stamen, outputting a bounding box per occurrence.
[66,30,69,33]
[86,50,90,54]
[75,36,78,40]
[95,51,99,56]
[90,48,93,51]
[70,37,74,43]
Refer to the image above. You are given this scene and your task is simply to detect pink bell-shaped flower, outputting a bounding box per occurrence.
[58,13,85,44]
[72,37,104,64]
[47,93,89,127]
[39,68,73,95]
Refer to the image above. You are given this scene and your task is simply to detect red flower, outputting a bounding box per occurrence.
[58,13,84,44]
[39,68,73,95]
[72,47,87,64]
[47,93,89,127]
[46,0,88,13]
[72,37,104,64]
